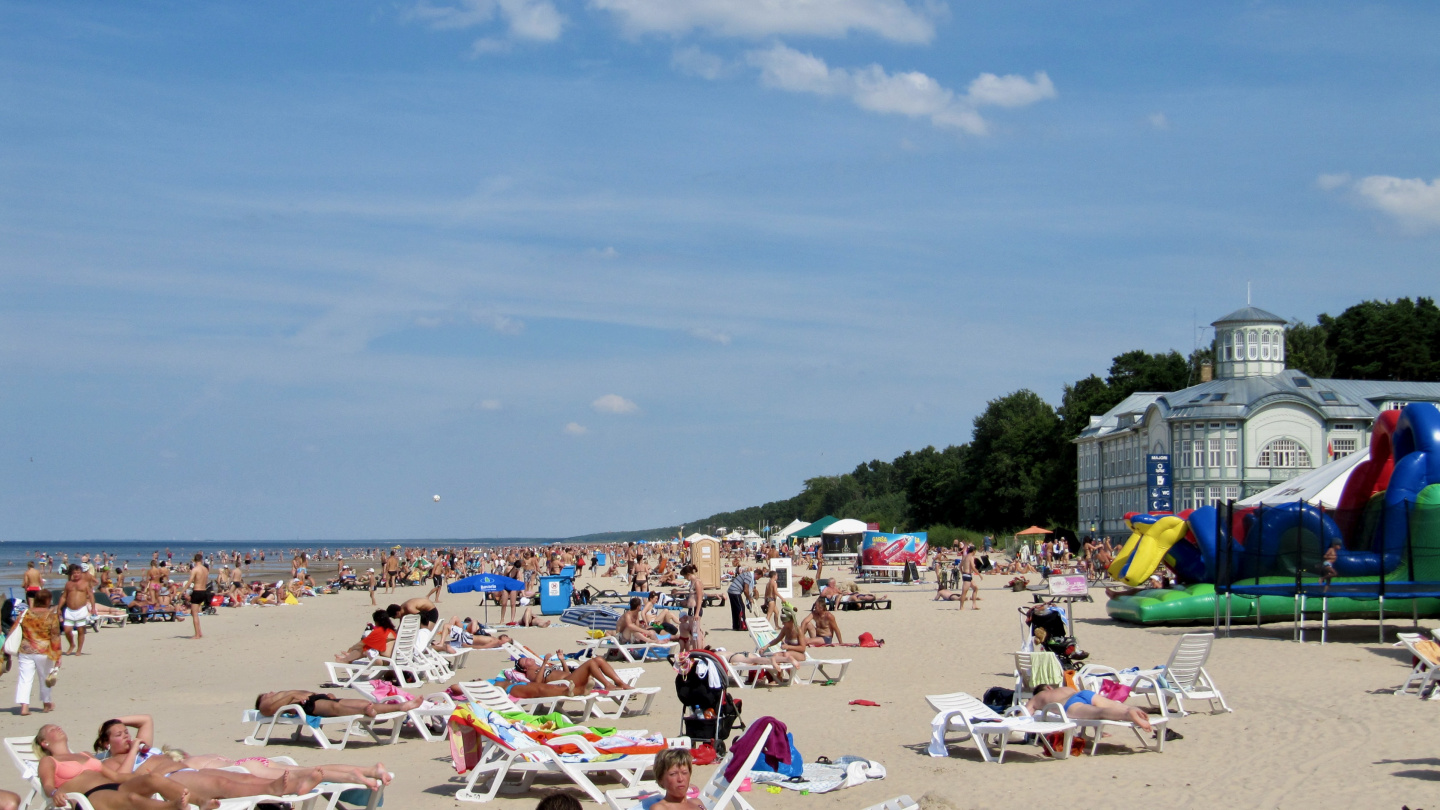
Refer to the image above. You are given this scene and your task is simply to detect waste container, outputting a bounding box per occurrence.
[561,565,576,578]
[539,575,573,615]
[596,553,607,567]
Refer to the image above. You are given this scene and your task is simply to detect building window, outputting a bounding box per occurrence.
[1247,330,1258,360]
[1181,487,1193,511]
[1331,437,1358,458]
[1260,331,1271,360]
[1232,330,1243,361]
[1294,377,1312,388]
[1225,485,1239,503]
[1386,401,1410,411]
[1318,391,1340,403]
[1208,438,1222,468]
[1209,485,1222,506]
[1225,438,1238,468]
[1193,440,1205,469]
[1180,440,1192,468]
[1258,438,1312,468]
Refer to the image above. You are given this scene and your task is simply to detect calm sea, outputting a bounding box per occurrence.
[0,538,550,596]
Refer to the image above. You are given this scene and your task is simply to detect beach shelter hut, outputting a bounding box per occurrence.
[821,518,869,558]
[1237,447,1368,509]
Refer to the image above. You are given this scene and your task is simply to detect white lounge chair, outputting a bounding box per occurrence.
[580,636,679,664]
[603,725,771,810]
[241,701,404,750]
[452,707,657,803]
[1394,632,1440,698]
[586,668,662,721]
[4,735,42,810]
[458,679,599,724]
[746,618,850,686]
[925,691,1077,763]
[1067,670,1171,754]
[860,797,918,810]
[388,615,453,687]
[1081,632,1231,716]
[714,649,792,689]
[324,654,391,688]
[349,681,457,742]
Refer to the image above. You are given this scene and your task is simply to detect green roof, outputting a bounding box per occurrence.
[788,515,839,539]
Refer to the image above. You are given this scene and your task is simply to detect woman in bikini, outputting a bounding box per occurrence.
[34,724,211,810]
[95,715,390,791]
[500,654,630,699]
[1025,684,1154,732]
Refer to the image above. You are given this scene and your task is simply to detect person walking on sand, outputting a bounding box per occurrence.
[61,566,95,656]
[23,562,44,606]
[186,554,210,640]
[383,551,401,593]
[960,545,982,610]
[15,590,61,715]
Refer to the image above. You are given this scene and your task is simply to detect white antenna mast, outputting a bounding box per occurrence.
[1247,282,1251,305]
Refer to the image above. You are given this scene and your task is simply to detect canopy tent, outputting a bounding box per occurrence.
[1236,447,1368,509]
[772,519,811,542]
[822,518,870,535]
[789,516,839,539]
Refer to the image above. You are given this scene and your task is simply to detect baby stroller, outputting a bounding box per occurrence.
[674,650,745,755]
[1020,601,1089,671]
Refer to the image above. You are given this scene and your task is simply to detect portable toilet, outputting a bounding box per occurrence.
[539,574,573,615]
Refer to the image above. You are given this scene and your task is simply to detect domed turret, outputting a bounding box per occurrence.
[1212,306,1287,379]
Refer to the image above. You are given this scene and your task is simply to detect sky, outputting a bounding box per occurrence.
[2,1,1438,541]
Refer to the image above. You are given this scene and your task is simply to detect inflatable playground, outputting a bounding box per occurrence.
[1106,402,1440,627]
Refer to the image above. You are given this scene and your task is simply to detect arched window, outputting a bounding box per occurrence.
[1233,330,1243,361]
[1260,331,1271,360]
[1275,331,1284,362]
[1222,331,1232,361]
[1257,438,1311,468]
[1247,330,1258,360]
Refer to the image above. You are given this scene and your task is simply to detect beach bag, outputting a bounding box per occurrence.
[981,687,1014,714]
[750,732,803,778]
[3,624,21,655]
[448,720,481,774]
[1098,680,1132,702]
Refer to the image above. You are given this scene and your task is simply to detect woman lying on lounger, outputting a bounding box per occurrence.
[34,723,247,810]
[1025,684,1154,732]
[436,617,511,651]
[95,715,391,791]
[499,654,631,698]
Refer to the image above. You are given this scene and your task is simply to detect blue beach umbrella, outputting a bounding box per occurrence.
[448,573,525,623]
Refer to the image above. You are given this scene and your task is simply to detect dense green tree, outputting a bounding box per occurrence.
[1323,297,1440,382]
[1106,349,1192,398]
[963,390,1063,532]
[902,445,970,528]
[1285,321,1335,378]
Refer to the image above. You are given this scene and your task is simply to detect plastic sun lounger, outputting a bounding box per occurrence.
[716,650,793,689]
[5,735,44,810]
[452,708,658,803]
[1081,632,1232,716]
[587,667,662,721]
[1394,632,1440,698]
[241,701,406,750]
[324,654,392,688]
[859,797,919,810]
[746,618,850,686]
[459,679,600,725]
[603,726,771,810]
[925,692,1077,763]
[1067,671,1171,754]
[581,636,679,663]
[349,681,458,742]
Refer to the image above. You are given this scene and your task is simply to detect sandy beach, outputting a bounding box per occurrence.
[3,572,1437,810]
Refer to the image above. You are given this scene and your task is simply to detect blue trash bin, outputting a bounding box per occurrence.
[539,575,573,615]
[561,565,576,578]
[596,553,607,567]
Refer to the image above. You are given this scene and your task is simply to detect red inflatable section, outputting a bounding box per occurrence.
[1333,410,1400,541]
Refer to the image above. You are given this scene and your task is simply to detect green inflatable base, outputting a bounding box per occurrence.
[1106,580,1440,625]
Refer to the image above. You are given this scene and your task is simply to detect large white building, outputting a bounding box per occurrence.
[1076,306,1440,539]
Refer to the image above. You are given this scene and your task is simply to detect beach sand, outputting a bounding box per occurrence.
[3,573,1437,809]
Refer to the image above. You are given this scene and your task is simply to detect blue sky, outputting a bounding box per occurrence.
[3,1,1438,541]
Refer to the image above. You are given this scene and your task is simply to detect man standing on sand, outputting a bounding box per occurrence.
[187,553,211,639]
[23,562,44,606]
[384,551,401,593]
[61,565,95,655]
[960,545,981,610]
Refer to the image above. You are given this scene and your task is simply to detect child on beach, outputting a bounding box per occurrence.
[640,748,703,809]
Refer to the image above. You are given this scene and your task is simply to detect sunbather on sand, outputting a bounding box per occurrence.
[95,715,391,791]
[253,689,423,719]
[511,606,551,627]
[836,583,884,606]
[437,617,510,650]
[503,655,629,698]
[934,589,965,601]
[1026,684,1154,732]
[800,599,842,646]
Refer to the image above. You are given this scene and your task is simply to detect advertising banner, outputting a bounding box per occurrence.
[860,532,929,566]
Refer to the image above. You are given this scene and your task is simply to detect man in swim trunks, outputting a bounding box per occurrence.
[616,597,662,644]
[254,689,423,719]
[959,545,981,610]
[933,589,965,601]
[800,598,842,646]
[186,554,211,640]
[1026,683,1154,732]
[383,551,401,593]
[61,565,95,656]
[399,596,441,630]
[23,562,44,606]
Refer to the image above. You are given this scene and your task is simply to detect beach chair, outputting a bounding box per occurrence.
[323,652,391,688]
[715,648,793,689]
[452,707,657,803]
[859,797,918,810]
[586,667,662,721]
[387,615,452,687]
[1063,670,1171,754]
[580,635,679,664]
[4,735,42,810]
[458,679,599,724]
[349,681,457,742]
[1082,632,1231,716]
[925,691,1077,763]
[241,701,405,750]
[602,725,771,810]
[1394,632,1440,698]
[746,618,849,686]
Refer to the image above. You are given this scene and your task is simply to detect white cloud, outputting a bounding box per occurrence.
[687,327,732,345]
[587,245,621,258]
[592,393,639,414]
[1315,172,1351,190]
[471,311,525,335]
[744,44,1054,136]
[478,399,502,410]
[671,46,728,80]
[408,0,564,44]
[564,421,589,435]
[590,0,941,44]
[1353,175,1440,229]
[1146,112,1170,130]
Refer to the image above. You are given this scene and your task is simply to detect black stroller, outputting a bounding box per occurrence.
[1020,601,1089,671]
[675,650,745,755]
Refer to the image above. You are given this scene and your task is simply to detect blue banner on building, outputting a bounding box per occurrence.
[1146,454,1172,513]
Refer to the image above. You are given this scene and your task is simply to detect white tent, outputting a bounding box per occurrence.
[684,532,717,543]
[772,519,810,542]
[1236,448,1368,509]
[822,518,869,535]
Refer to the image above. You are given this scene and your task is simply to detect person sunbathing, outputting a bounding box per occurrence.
[799,599,842,646]
[95,715,390,791]
[334,610,397,663]
[34,723,217,810]
[502,654,630,698]
[934,589,965,601]
[254,689,423,719]
[759,604,809,659]
[1026,684,1154,732]
[511,606,552,627]
[437,617,510,650]
[617,597,662,644]
[836,583,883,606]
[643,594,681,634]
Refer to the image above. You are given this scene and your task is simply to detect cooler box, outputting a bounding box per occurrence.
[539,575,573,615]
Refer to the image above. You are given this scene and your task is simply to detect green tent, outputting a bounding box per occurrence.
[788,515,839,539]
